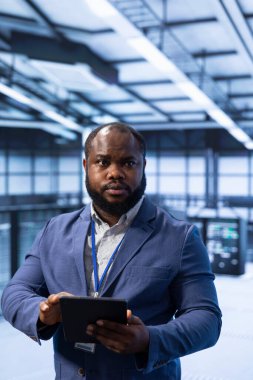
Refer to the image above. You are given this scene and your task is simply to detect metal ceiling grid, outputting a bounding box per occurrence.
[0,0,252,148]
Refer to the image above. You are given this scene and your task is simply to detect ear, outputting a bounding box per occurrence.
[83,158,87,172]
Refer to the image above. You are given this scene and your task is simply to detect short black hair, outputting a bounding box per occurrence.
[84,122,146,159]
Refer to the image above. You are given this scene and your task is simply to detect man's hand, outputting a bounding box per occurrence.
[39,292,73,326]
[86,310,149,354]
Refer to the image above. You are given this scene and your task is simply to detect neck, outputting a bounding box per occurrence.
[93,204,121,226]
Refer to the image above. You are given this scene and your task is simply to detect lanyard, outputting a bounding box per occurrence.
[91,219,124,296]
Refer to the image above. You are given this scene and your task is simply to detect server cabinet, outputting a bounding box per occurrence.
[206,218,246,275]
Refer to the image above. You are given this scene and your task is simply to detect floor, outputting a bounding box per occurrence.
[0,264,253,380]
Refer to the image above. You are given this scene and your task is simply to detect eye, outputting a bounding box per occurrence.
[124,160,137,168]
[97,158,110,167]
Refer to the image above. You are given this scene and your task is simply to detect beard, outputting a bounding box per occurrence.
[85,172,146,217]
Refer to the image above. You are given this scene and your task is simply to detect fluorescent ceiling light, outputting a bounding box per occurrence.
[85,0,117,18]
[92,115,118,124]
[177,82,215,108]
[208,109,236,129]
[244,141,253,150]
[42,124,77,140]
[85,0,139,38]
[0,82,83,135]
[86,0,253,149]
[44,111,83,132]
[0,82,32,106]
[228,127,250,144]
[0,120,77,140]
[128,37,185,80]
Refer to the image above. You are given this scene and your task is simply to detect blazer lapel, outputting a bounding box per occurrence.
[73,205,91,295]
[101,198,157,296]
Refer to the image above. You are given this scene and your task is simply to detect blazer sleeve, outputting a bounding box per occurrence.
[141,225,222,374]
[1,220,58,344]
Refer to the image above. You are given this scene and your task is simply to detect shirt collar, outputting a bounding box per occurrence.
[91,196,144,228]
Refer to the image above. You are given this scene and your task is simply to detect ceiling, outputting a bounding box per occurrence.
[0,0,253,148]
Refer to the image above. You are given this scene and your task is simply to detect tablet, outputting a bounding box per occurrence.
[60,296,128,343]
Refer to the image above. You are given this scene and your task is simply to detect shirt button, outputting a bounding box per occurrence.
[78,368,85,377]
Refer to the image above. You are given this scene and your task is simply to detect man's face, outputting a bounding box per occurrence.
[83,127,146,216]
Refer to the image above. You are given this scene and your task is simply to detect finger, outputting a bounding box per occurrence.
[47,294,59,304]
[47,292,73,305]
[105,345,121,354]
[126,310,143,325]
[127,309,132,321]
[96,315,141,332]
[86,324,125,342]
[96,318,129,331]
[127,314,143,325]
[93,332,125,352]
[40,301,49,312]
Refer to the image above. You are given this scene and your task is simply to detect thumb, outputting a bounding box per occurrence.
[127,309,143,325]
[48,292,73,305]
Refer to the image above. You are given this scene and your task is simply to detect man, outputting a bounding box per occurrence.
[1,122,222,380]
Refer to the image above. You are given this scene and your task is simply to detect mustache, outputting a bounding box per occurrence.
[102,181,130,191]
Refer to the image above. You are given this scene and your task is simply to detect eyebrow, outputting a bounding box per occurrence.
[95,154,110,159]
[95,154,137,160]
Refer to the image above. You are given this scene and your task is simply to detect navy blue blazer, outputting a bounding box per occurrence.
[1,197,221,380]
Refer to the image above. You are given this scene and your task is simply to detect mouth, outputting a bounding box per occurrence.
[103,183,129,196]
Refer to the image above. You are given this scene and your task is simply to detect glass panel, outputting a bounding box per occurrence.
[9,176,32,194]
[0,151,5,172]
[188,157,205,174]
[219,156,248,174]
[59,175,80,193]
[219,176,248,195]
[159,176,186,195]
[145,154,157,174]
[9,152,32,173]
[0,213,10,315]
[35,155,51,173]
[188,176,205,195]
[146,175,157,194]
[59,157,80,173]
[159,157,185,174]
[35,175,51,194]
[0,176,5,195]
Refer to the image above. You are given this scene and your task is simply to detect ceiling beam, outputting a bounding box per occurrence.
[132,121,220,130]
[133,119,253,130]
[213,74,251,81]
[221,0,253,60]
[0,13,46,35]
[123,79,172,86]
[193,49,237,58]
[163,17,218,28]
[23,0,62,40]
[148,96,190,102]
[212,0,253,75]
[0,12,112,38]
[0,120,77,139]
[110,58,145,65]
[123,85,170,119]
[94,99,134,105]
[229,93,253,98]
[56,24,112,35]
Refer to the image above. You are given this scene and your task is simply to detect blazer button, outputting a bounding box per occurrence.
[78,368,85,377]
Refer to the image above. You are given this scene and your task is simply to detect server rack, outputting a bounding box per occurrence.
[189,217,246,275]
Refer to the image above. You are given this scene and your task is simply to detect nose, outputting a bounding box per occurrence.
[107,163,125,180]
